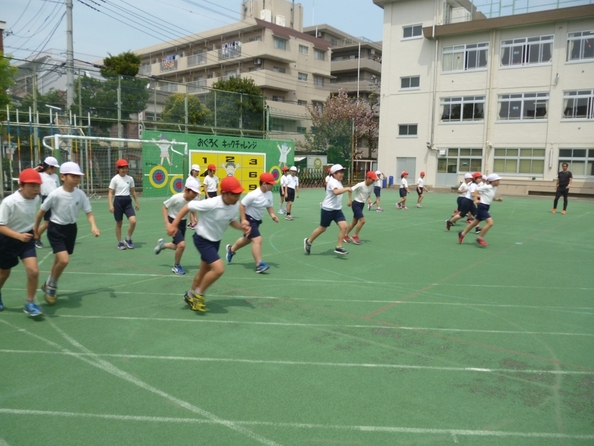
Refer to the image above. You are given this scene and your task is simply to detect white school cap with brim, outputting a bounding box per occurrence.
[44,156,60,167]
[185,177,200,192]
[289,166,298,171]
[464,173,473,179]
[60,162,84,176]
[487,173,501,182]
[375,170,381,176]
[190,164,200,172]
[330,164,345,174]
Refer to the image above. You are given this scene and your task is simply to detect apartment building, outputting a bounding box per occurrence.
[373,0,594,194]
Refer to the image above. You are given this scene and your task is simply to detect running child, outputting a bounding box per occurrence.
[108,159,140,250]
[344,170,377,245]
[304,164,352,256]
[278,166,289,214]
[226,173,279,273]
[284,166,300,220]
[396,171,410,209]
[34,162,100,305]
[416,171,427,208]
[446,172,482,230]
[0,168,44,317]
[154,177,201,275]
[203,163,219,198]
[34,156,60,248]
[458,173,503,247]
[168,176,244,312]
[368,170,384,212]
[187,164,201,229]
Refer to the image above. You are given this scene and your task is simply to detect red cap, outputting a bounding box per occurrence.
[220,176,244,194]
[208,163,216,171]
[19,168,43,184]
[260,173,275,184]
[420,171,425,176]
[401,171,409,176]
[366,171,378,180]
[116,159,129,168]
[472,172,483,179]
[282,166,289,171]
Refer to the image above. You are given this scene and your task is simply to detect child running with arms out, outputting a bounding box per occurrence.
[344,171,378,245]
[226,173,279,273]
[168,176,244,312]
[304,164,352,255]
[0,169,44,316]
[108,159,140,250]
[34,162,100,305]
[154,177,201,275]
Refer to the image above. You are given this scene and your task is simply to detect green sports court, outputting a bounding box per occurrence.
[1,189,593,445]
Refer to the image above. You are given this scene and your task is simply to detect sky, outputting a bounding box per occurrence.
[2,0,385,65]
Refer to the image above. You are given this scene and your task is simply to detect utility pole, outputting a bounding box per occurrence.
[66,0,74,109]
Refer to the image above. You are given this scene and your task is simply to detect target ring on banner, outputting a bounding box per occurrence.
[269,165,282,184]
[169,175,185,194]
[149,165,168,188]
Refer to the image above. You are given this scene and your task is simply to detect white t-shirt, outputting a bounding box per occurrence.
[465,182,478,200]
[164,193,193,219]
[203,175,219,193]
[373,177,382,188]
[188,195,239,242]
[242,187,273,221]
[109,174,135,196]
[417,177,424,189]
[41,187,92,225]
[321,177,344,211]
[40,172,60,196]
[458,181,469,197]
[0,190,40,233]
[400,178,408,189]
[351,181,374,203]
[477,184,498,205]
[286,174,299,190]
[280,174,289,191]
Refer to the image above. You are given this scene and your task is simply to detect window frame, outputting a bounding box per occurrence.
[313,75,324,87]
[314,49,326,61]
[562,90,594,120]
[437,148,483,174]
[567,30,594,62]
[440,96,485,123]
[398,124,418,137]
[403,24,423,40]
[442,42,489,72]
[299,44,309,55]
[493,147,546,175]
[498,92,549,121]
[558,148,594,177]
[500,35,553,67]
[400,76,420,90]
[297,72,308,82]
[273,36,287,51]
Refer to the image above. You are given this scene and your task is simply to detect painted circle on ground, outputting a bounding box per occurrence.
[149,165,168,188]
[269,165,281,184]
[169,175,184,194]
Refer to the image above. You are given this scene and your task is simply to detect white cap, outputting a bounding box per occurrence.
[289,166,298,171]
[487,173,501,182]
[375,170,381,176]
[44,156,60,167]
[330,164,345,174]
[185,177,200,192]
[482,175,488,180]
[464,173,473,179]
[190,164,200,172]
[60,162,84,176]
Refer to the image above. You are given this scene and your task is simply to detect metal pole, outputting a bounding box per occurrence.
[66,0,75,109]
[117,75,122,158]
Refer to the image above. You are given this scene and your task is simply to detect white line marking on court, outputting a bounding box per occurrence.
[0,408,592,440]
[0,438,12,446]
[53,314,594,337]
[1,349,592,375]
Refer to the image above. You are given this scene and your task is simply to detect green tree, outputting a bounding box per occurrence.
[206,77,265,133]
[161,93,211,126]
[0,54,18,119]
[101,51,142,77]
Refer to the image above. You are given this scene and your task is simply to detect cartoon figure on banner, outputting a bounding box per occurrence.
[277,142,291,168]
[222,161,240,177]
[151,133,175,166]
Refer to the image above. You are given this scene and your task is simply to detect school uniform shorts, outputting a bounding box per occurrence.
[351,201,365,219]
[113,196,135,222]
[193,233,221,264]
[476,203,491,221]
[0,232,36,270]
[48,222,78,255]
[320,209,346,228]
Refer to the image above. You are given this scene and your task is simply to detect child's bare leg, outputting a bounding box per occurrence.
[22,257,39,302]
[250,236,263,265]
[0,269,12,290]
[127,216,137,238]
[195,259,224,295]
[49,251,70,282]
[336,221,348,248]
[307,226,326,244]
[461,219,480,236]
[478,218,494,238]
[174,241,185,265]
[354,218,366,236]
[115,220,123,241]
[346,218,357,236]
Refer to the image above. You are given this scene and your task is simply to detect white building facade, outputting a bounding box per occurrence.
[374,0,594,194]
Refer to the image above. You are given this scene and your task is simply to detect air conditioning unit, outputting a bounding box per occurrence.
[254,58,262,65]
[260,9,272,22]
[276,15,286,26]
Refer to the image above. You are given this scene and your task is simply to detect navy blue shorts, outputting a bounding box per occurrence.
[113,196,135,222]
[0,231,36,270]
[168,216,186,245]
[476,203,491,221]
[458,197,474,216]
[417,187,424,195]
[320,209,346,228]
[48,222,78,255]
[373,186,381,197]
[207,191,217,198]
[399,188,407,198]
[286,188,296,202]
[41,195,52,221]
[193,233,221,264]
[245,215,262,239]
[351,201,365,219]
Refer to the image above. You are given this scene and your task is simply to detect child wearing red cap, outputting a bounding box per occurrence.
[108,159,140,250]
[344,171,377,245]
[203,164,219,198]
[226,173,279,273]
[416,171,427,208]
[0,169,44,316]
[168,176,244,312]
[396,171,410,209]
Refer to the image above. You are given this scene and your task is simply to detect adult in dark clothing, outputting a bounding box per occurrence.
[552,163,573,215]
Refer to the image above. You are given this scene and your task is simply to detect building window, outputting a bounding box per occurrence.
[249,36,262,42]
[567,31,594,61]
[299,45,309,55]
[297,100,307,106]
[441,96,484,122]
[443,43,488,72]
[498,93,548,120]
[314,49,325,61]
[494,148,545,175]
[438,148,483,174]
[271,96,285,102]
[272,66,286,73]
[403,24,423,39]
[559,148,594,176]
[563,90,594,119]
[400,76,420,89]
[297,126,307,134]
[273,36,287,50]
[501,35,553,66]
[298,72,308,82]
[398,124,418,136]
[312,102,323,113]
[271,123,285,131]
[313,76,324,87]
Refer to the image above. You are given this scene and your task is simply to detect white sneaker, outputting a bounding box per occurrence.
[278,209,285,214]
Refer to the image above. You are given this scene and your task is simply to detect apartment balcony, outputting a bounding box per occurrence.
[242,70,295,92]
[331,57,382,75]
[328,78,378,95]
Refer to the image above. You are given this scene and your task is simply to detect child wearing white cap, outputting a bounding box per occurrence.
[154,177,201,275]
[284,166,300,220]
[34,156,61,249]
[187,164,201,229]
[34,162,100,305]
